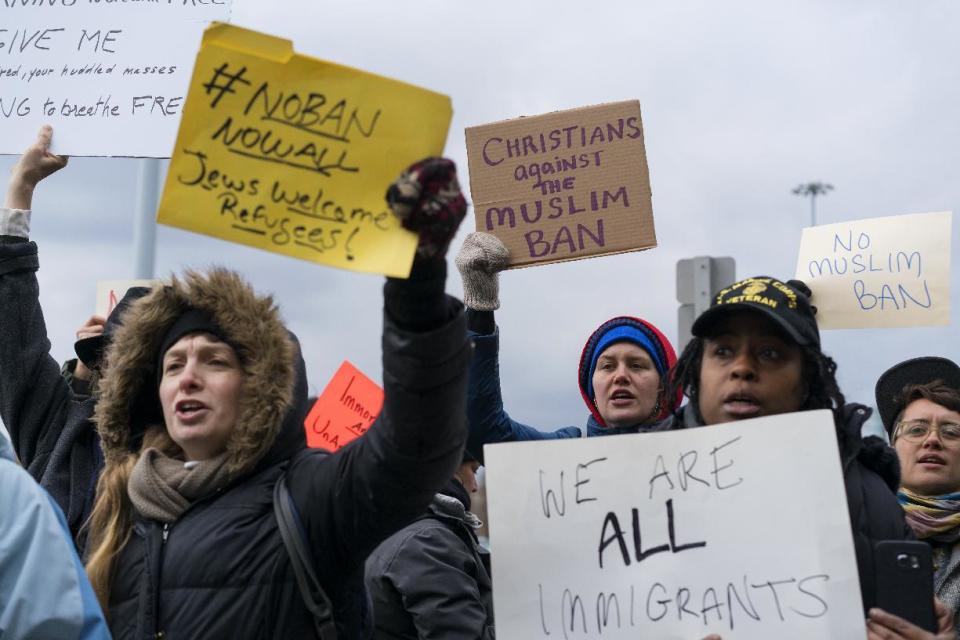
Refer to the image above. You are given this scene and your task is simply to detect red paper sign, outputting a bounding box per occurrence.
[304,360,384,451]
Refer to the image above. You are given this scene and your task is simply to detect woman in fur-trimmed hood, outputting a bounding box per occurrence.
[92,268,302,481]
[65,157,470,639]
[0,128,470,640]
[81,263,471,638]
[87,171,470,639]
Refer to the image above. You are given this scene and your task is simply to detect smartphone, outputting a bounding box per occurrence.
[874,541,936,632]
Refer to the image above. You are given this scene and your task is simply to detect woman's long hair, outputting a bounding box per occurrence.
[668,337,847,425]
[84,426,181,611]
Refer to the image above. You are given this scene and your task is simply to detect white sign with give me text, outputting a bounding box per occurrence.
[0,0,231,157]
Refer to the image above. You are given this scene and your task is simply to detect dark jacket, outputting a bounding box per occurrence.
[466,324,672,464]
[3,245,469,639]
[365,479,494,640]
[670,402,914,612]
[103,267,469,640]
[836,404,918,612]
[0,237,103,551]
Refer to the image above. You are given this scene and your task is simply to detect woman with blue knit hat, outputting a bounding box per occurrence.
[455,232,681,463]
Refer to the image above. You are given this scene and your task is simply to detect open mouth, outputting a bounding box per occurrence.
[918,454,947,466]
[175,400,208,420]
[722,391,761,417]
[609,390,635,405]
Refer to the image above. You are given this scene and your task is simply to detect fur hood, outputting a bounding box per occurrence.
[93,268,306,476]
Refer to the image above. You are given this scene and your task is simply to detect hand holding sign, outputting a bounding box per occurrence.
[385,157,467,260]
[455,232,511,311]
[5,125,68,210]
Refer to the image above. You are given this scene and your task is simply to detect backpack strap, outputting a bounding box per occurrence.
[274,471,338,640]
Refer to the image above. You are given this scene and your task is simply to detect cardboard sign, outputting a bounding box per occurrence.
[156,24,452,277]
[795,211,952,329]
[485,411,864,639]
[304,360,383,451]
[95,279,157,317]
[465,101,656,268]
[0,1,230,157]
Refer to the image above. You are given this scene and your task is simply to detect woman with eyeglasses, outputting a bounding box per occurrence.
[877,357,960,634]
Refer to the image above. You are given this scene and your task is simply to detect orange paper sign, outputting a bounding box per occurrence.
[304,360,384,451]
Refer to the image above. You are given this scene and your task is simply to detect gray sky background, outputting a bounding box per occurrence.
[2,0,958,439]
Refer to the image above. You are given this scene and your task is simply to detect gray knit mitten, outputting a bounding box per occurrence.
[455,232,510,310]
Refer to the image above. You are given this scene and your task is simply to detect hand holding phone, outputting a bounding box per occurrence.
[874,541,937,632]
[867,599,956,639]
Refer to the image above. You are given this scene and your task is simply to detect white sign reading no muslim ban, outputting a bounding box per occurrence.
[795,211,952,330]
[0,0,231,157]
[484,410,864,640]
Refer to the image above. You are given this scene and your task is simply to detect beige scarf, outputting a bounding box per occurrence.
[128,448,235,523]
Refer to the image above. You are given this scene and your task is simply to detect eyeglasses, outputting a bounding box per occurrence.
[895,420,960,446]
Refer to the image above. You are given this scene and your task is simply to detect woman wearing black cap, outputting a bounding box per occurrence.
[2,128,474,638]
[668,276,954,639]
[877,357,960,634]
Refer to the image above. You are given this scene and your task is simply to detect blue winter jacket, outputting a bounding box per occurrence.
[0,432,111,639]
[466,328,670,464]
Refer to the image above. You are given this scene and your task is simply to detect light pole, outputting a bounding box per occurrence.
[792,181,834,227]
[133,159,162,279]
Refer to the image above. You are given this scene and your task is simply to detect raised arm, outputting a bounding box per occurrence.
[0,126,74,470]
[457,232,581,465]
[289,158,473,579]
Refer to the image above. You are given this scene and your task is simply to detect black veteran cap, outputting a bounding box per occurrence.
[875,357,960,434]
[691,276,820,347]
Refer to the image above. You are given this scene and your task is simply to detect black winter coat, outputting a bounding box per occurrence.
[835,403,917,611]
[0,239,470,639]
[96,267,470,640]
[0,237,102,551]
[365,480,494,639]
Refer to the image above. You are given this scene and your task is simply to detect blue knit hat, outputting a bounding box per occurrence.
[577,316,681,428]
[585,326,665,401]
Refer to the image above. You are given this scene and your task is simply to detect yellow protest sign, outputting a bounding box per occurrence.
[157,23,453,277]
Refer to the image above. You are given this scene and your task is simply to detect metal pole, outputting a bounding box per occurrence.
[132,158,160,279]
[810,194,817,227]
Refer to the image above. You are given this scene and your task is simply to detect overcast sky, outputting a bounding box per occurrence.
[2,0,958,440]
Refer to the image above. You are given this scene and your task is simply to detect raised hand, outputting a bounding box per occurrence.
[6,125,68,209]
[386,157,467,260]
[455,232,510,311]
[73,314,107,380]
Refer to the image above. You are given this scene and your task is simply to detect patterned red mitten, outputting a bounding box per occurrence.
[386,157,468,259]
